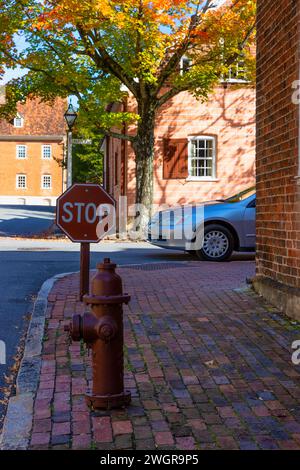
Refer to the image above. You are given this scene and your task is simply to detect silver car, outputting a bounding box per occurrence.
[148,187,256,261]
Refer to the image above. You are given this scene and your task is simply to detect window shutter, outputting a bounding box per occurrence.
[163,139,188,179]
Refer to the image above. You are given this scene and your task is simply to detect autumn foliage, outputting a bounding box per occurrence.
[0,0,256,212]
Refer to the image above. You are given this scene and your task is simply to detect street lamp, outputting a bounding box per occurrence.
[64,102,78,188]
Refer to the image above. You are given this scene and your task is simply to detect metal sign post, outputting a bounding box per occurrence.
[80,242,90,301]
[67,130,73,188]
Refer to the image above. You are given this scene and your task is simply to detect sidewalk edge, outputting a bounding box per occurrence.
[0,271,74,450]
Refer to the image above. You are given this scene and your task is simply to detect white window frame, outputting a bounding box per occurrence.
[16,174,27,189]
[13,116,24,128]
[42,174,52,190]
[223,60,249,84]
[42,144,52,159]
[16,145,27,159]
[180,55,192,75]
[219,37,250,84]
[187,136,217,181]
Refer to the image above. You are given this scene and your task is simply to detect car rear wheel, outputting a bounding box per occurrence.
[196,224,234,261]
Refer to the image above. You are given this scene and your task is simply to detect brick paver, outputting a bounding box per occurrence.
[28,260,300,450]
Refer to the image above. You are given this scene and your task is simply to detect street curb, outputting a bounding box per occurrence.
[0,271,73,450]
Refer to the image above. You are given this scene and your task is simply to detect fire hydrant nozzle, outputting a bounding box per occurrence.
[97,316,117,342]
[65,258,131,410]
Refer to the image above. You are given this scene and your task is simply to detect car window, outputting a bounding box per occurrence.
[247,198,256,208]
[224,187,256,203]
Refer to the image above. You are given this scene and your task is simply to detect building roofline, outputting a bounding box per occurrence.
[0,135,65,142]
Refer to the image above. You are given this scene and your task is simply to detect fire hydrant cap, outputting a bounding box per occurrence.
[96,258,117,270]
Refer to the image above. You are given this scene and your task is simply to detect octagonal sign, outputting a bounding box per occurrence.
[56,184,115,243]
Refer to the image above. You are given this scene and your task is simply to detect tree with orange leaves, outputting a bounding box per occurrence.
[0,0,256,226]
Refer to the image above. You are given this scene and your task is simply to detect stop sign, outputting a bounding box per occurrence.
[56,184,115,242]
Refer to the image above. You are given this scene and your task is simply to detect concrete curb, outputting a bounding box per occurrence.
[0,271,73,450]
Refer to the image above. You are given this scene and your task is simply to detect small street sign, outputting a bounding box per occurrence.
[72,139,92,145]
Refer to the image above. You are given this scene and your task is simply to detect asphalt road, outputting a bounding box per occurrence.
[0,205,55,237]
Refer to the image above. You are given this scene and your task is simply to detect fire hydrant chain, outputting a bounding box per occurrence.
[65,258,131,410]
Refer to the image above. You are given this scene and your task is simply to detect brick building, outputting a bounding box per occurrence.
[104,83,255,209]
[254,0,300,319]
[0,98,66,206]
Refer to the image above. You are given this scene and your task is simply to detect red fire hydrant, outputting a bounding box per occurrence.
[65,258,131,409]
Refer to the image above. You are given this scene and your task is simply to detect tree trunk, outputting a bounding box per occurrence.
[132,104,156,237]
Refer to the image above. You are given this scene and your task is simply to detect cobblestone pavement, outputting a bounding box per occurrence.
[28,260,300,450]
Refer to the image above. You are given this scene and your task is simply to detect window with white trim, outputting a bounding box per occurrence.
[188,136,216,179]
[180,55,192,75]
[14,116,24,128]
[225,58,249,83]
[42,174,52,189]
[16,145,27,159]
[42,144,52,159]
[16,174,27,189]
[219,38,250,83]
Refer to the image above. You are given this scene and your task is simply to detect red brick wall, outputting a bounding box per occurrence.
[0,140,64,198]
[256,0,300,291]
[108,85,256,208]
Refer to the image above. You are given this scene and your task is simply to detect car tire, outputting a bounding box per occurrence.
[195,224,235,262]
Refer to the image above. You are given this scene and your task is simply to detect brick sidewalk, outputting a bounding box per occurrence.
[28,261,300,450]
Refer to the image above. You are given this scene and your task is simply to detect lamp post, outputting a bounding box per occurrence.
[64,103,78,188]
